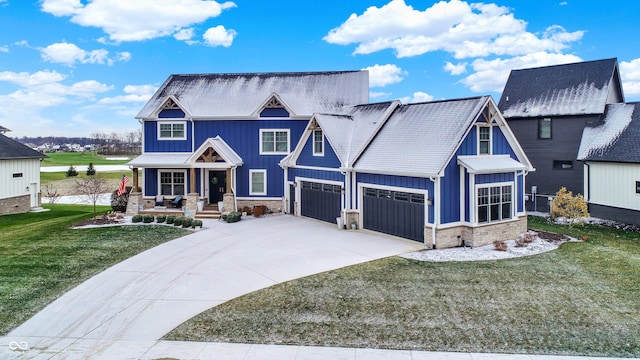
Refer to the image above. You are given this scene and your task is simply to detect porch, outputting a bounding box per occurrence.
[139,203,222,220]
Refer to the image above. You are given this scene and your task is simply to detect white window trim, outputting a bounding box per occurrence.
[158,169,187,197]
[477,125,492,155]
[313,129,324,156]
[249,169,267,195]
[259,129,290,155]
[157,121,187,140]
[475,181,514,225]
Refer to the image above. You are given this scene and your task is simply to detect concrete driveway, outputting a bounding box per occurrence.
[3,215,423,358]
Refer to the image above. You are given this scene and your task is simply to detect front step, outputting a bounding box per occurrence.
[196,209,221,219]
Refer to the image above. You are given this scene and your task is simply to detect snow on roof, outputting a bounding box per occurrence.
[458,155,526,174]
[128,153,191,168]
[578,103,640,162]
[188,136,243,166]
[499,58,621,118]
[137,71,369,119]
[354,96,489,177]
[315,101,399,167]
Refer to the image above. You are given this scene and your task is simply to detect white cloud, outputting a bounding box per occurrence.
[400,91,435,104]
[0,45,8,53]
[444,61,467,75]
[40,0,237,42]
[363,64,407,87]
[174,28,195,41]
[98,84,157,104]
[324,0,583,59]
[620,58,640,98]
[370,91,392,99]
[460,52,582,93]
[40,42,129,66]
[203,25,237,47]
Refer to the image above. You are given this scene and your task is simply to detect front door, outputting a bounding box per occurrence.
[209,170,227,204]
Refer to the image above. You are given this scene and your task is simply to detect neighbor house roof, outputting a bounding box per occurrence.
[498,58,623,118]
[0,133,47,160]
[578,102,640,163]
[354,96,491,177]
[137,71,369,119]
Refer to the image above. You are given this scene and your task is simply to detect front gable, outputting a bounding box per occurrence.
[254,94,292,118]
[187,136,243,168]
[153,96,190,119]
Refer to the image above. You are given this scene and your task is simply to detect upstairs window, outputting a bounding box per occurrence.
[553,160,573,170]
[539,118,552,139]
[260,129,289,155]
[158,121,186,140]
[478,126,491,155]
[313,129,324,156]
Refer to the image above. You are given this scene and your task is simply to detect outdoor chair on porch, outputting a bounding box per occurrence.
[171,195,183,208]
[155,195,164,207]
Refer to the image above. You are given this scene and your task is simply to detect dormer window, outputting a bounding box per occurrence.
[313,129,324,156]
[478,126,491,155]
[260,96,289,117]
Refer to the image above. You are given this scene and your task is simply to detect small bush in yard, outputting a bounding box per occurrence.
[132,214,143,223]
[550,187,589,225]
[515,232,537,247]
[493,240,508,251]
[166,215,176,224]
[225,211,242,223]
[174,217,184,226]
[181,218,193,228]
[143,214,155,223]
[192,220,203,228]
[156,215,166,223]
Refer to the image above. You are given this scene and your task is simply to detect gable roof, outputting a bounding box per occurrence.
[137,71,369,119]
[354,96,491,177]
[0,133,47,160]
[498,58,623,118]
[578,102,640,163]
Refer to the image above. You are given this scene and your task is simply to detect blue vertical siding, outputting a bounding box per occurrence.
[518,173,524,213]
[464,171,470,222]
[296,132,342,168]
[260,108,290,117]
[289,168,344,182]
[439,130,478,224]
[459,127,477,155]
[144,121,192,152]
[145,168,157,196]
[192,119,308,197]
[492,126,517,158]
[159,109,185,118]
[476,172,515,184]
[356,173,434,224]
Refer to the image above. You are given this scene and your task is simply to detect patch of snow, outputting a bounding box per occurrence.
[578,103,634,160]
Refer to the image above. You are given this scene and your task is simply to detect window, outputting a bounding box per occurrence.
[159,171,185,196]
[260,129,289,154]
[250,170,266,195]
[477,185,512,224]
[158,121,186,140]
[313,129,324,156]
[636,181,640,194]
[478,126,491,155]
[12,173,23,178]
[539,118,552,139]
[553,160,573,170]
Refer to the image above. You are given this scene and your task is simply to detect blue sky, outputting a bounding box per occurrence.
[1,0,640,138]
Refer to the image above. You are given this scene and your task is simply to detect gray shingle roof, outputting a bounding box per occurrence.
[354,96,490,177]
[578,102,640,162]
[315,101,399,167]
[0,134,47,160]
[498,58,622,118]
[137,71,369,119]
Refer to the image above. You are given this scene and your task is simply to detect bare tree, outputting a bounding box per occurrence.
[44,184,62,208]
[74,176,111,218]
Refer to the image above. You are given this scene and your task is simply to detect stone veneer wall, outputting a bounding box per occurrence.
[425,216,528,249]
[0,194,31,215]
[236,199,283,213]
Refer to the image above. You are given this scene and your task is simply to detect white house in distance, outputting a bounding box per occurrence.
[0,126,47,215]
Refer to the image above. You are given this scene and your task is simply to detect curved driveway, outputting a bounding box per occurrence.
[4,215,423,358]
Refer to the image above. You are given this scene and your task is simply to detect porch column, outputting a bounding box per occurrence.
[226,168,232,193]
[190,167,196,194]
[132,167,139,192]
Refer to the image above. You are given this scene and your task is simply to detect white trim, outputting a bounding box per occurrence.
[249,169,267,195]
[157,120,187,140]
[157,169,187,196]
[293,165,342,172]
[236,197,282,201]
[259,128,290,155]
[474,181,515,225]
[312,129,324,156]
[460,165,465,222]
[477,124,492,155]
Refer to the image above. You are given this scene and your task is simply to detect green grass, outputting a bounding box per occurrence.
[165,216,640,357]
[42,152,131,167]
[0,205,191,335]
[40,171,127,183]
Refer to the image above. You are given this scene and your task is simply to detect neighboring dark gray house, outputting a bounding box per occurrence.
[578,102,640,225]
[498,58,624,212]
[0,128,47,215]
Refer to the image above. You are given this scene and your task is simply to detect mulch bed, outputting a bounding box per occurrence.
[529,229,568,241]
[71,216,124,228]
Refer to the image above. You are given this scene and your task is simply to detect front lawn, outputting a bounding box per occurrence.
[0,205,191,335]
[165,216,640,357]
[41,152,131,166]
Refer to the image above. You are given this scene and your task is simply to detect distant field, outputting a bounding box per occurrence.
[42,152,133,166]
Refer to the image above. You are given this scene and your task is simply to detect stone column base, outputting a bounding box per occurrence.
[186,193,199,218]
[222,193,236,213]
[126,192,143,216]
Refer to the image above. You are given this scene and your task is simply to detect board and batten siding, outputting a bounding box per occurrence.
[0,159,40,199]
[587,162,640,211]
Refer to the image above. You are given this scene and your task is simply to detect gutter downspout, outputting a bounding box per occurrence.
[430,176,440,248]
